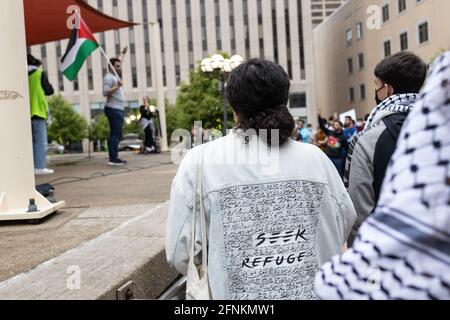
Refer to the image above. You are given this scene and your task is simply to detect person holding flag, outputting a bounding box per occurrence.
[103,48,128,166]
[60,13,128,166]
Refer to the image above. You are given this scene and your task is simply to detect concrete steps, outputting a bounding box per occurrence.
[0,202,179,300]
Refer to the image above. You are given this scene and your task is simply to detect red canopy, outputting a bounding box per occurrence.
[24,0,136,46]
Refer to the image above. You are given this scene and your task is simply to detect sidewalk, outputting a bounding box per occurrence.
[0,151,178,287]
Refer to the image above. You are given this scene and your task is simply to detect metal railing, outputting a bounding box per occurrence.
[157,275,186,300]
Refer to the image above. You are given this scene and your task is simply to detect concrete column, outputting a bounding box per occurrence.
[117,0,132,92]
[301,0,317,127]
[190,0,203,65]
[162,0,177,95]
[133,1,147,98]
[79,64,91,153]
[148,0,158,92]
[176,0,190,83]
[149,22,169,152]
[103,0,115,60]
[205,0,217,55]
[247,0,260,58]
[288,0,301,82]
[234,0,246,56]
[0,0,64,220]
[219,0,231,54]
[276,1,288,71]
[261,0,274,61]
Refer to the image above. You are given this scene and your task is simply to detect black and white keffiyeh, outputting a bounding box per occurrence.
[315,52,450,300]
[344,93,419,188]
[365,93,419,131]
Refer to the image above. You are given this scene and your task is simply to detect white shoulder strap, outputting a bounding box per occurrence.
[189,151,208,272]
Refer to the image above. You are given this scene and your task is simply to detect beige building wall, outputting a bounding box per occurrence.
[314,0,450,119]
[311,0,346,27]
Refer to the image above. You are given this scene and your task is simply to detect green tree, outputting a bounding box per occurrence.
[90,114,109,142]
[169,54,234,137]
[48,94,88,147]
[123,109,143,137]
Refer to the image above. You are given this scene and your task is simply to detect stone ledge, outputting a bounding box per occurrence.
[0,202,179,300]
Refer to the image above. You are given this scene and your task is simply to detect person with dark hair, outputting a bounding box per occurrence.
[317,111,348,178]
[166,59,356,300]
[343,116,357,143]
[103,48,127,166]
[296,119,310,143]
[344,51,427,246]
[28,54,55,175]
[139,96,159,154]
[315,51,450,300]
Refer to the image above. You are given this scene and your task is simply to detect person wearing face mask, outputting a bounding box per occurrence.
[344,51,427,246]
[315,51,450,300]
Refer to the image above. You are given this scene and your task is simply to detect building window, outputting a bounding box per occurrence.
[289,93,307,109]
[358,53,365,70]
[356,22,363,40]
[418,21,429,44]
[346,29,353,46]
[349,87,355,103]
[400,32,408,50]
[384,39,391,57]
[360,84,366,100]
[398,0,407,13]
[382,4,390,23]
[347,58,353,74]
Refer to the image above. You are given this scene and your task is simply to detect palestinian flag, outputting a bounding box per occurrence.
[61,17,99,81]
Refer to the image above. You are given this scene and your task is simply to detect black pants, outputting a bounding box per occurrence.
[104,106,124,161]
[144,125,156,149]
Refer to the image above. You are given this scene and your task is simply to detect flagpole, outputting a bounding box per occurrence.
[98,45,122,82]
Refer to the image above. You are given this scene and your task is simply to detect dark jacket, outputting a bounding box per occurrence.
[140,105,155,121]
[373,113,407,201]
[318,116,348,159]
[346,113,408,245]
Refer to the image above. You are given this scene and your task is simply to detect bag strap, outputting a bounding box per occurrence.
[189,151,208,273]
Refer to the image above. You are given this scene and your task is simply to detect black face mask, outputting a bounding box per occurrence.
[375,90,383,105]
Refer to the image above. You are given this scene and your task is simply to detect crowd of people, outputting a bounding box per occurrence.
[166,51,450,300]
[294,113,367,178]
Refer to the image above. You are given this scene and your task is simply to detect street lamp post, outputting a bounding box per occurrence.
[201,54,244,136]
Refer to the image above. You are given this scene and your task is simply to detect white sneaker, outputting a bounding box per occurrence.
[35,168,55,175]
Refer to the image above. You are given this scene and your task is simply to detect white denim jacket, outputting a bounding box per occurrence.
[166,132,356,300]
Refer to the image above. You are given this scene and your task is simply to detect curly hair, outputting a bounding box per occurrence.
[226,59,295,146]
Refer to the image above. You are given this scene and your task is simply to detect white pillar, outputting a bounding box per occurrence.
[149,22,168,152]
[301,0,318,128]
[0,0,64,221]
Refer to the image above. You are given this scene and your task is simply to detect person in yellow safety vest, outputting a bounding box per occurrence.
[27,54,55,175]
